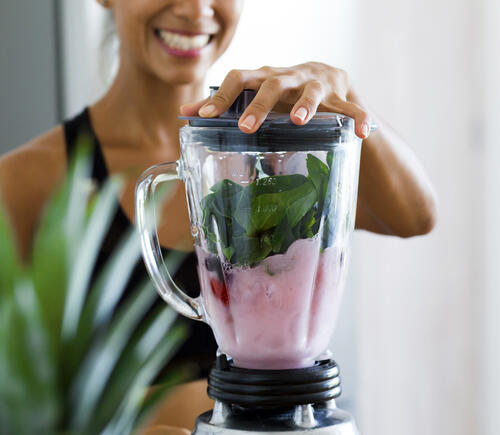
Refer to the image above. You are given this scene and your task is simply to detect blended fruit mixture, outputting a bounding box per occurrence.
[196,237,349,369]
[196,151,353,369]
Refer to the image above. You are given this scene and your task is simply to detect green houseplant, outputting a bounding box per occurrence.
[0,146,186,434]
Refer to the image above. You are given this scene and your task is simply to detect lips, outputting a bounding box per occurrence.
[155,28,214,57]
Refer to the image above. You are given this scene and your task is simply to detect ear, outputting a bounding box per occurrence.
[97,0,112,8]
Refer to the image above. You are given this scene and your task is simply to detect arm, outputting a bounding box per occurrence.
[350,89,438,237]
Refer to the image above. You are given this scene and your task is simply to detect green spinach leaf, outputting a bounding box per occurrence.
[232,232,273,266]
[201,152,336,266]
[284,180,317,227]
[272,216,296,254]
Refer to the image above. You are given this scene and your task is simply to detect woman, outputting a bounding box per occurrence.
[0,0,437,431]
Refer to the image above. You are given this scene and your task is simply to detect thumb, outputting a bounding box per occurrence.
[180,97,211,116]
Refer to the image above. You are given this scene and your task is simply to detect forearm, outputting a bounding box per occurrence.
[349,90,438,237]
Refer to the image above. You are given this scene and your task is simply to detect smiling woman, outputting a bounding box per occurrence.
[0,0,437,431]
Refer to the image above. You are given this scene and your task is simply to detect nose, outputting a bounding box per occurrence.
[171,0,215,22]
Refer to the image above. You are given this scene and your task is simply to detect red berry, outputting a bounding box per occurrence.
[314,266,324,289]
[210,278,230,306]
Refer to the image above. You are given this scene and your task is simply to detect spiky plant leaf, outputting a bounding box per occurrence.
[0,202,19,297]
[30,179,69,359]
[78,307,180,432]
[64,179,185,384]
[62,175,123,341]
[0,145,190,434]
[69,279,158,427]
[99,324,185,435]
[31,143,92,360]
[64,140,93,264]
[63,226,142,382]
[0,277,59,434]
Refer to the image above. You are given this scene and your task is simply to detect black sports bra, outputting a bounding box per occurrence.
[63,108,217,378]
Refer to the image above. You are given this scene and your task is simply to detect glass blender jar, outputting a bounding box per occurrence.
[135,88,364,433]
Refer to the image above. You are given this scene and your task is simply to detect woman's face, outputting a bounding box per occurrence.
[110,0,243,85]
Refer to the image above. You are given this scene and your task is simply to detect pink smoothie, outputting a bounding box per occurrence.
[196,237,349,369]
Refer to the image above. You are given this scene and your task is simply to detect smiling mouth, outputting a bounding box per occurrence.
[155,29,214,53]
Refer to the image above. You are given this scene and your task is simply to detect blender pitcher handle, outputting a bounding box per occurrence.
[135,161,204,320]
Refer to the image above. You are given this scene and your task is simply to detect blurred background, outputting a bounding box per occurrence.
[1,1,499,434]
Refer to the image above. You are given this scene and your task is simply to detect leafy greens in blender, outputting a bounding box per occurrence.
[201,152,336,266]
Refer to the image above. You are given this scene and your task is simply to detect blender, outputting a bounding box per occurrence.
[135,87,364,434]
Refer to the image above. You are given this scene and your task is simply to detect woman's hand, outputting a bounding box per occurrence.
[180,62,371,139]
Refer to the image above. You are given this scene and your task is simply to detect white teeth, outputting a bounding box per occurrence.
[158,30,210,51]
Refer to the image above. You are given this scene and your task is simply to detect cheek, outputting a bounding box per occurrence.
[113,2,159,62]
[113,0,167,41]
[217,1,244,43]
[113,4,143,43]
[223,0,244,27]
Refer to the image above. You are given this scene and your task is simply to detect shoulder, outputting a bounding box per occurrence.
[0,125,67,256]
[0,125,67,194]
[3,123,65,160]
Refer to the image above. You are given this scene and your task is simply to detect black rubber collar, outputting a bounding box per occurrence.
[207,355,342,407]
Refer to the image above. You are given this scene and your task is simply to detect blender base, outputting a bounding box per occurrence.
[192,356,359,434]
[193,401,359,434]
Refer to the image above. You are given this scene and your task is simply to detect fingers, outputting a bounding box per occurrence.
[198,69,255,118]
[290,80,325,125]
[238,75,299,133]
[324,99,371,139]
[196,67,300,133]
[179,97,210,116]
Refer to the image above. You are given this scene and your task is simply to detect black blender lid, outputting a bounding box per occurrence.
[179,87,356,152]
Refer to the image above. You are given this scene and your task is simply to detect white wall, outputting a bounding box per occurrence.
[354,0,480,434]
[478,0,500,434]
[60,0,111,117]
[205,0,358,85]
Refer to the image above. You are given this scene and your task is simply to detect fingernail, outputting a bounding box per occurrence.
[361,123,370,138]
[199,104,216,117]
[240,114,256,130]
[294,107,308,122]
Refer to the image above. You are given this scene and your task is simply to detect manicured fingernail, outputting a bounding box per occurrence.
[199,104,216,117]
[240,114,256,130]
[294,107,308,122]
[361,123,370,138]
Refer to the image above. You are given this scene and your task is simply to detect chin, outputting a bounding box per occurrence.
[160,70,206,86]
[154,62,211,86]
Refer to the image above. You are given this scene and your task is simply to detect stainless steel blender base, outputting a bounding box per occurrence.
[192,401,359,434]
